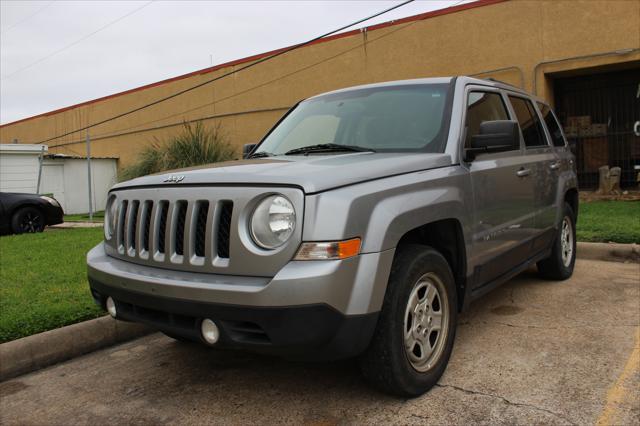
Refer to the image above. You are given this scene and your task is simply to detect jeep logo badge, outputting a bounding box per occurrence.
[163,175,185,183]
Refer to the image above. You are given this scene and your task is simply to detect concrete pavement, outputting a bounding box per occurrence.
[1,259,638,425]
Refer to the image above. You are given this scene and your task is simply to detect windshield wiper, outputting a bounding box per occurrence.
[284,143,376,156]
[247,151,274,159]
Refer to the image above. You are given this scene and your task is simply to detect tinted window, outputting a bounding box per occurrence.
[255,84,451,155]
[464,91,509,149]
[537,102,565,147]
[508,96,547,148]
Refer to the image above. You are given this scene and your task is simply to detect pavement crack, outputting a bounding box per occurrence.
[459,320,638,330]
[435,383,577,425]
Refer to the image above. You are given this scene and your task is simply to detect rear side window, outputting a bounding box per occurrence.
[508,96,548,148]
[537,102,566,147]
[465,91,509,148]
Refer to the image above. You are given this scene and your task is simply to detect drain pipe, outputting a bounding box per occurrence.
[532,48,640,95]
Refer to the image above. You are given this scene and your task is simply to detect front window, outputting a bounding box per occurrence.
[254,83,452,155]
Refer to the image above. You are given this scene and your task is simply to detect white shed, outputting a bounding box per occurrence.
[0,144,47,193]
[40,155,118,214]
[0,144,118,214]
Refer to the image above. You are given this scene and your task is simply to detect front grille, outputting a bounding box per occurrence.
[113,197,234,268]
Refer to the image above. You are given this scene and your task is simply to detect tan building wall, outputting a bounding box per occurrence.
[1,0,639,168]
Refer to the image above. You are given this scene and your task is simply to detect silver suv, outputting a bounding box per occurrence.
[87,77,578,396]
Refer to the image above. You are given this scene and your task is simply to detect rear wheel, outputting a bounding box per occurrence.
[11,207,45,234]
[359,244,457,397]
[537,202,576,280]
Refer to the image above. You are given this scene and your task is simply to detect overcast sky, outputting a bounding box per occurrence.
[0,0,469,125]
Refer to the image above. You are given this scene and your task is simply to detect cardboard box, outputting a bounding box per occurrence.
[582,137,608,172]
[564,126,578,138]
[579,126,593,137]
[591,123,608,137]
[567,116,591,128]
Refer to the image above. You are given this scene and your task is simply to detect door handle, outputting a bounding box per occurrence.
[516,168,531,177]
[549,162,560,170]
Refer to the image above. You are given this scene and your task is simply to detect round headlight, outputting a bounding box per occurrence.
[104,194,117,239]
[250,195,296,249]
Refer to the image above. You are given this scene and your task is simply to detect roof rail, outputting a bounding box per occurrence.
[481,77,521,90]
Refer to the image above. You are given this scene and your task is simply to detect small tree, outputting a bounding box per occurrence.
[122,122,236,180]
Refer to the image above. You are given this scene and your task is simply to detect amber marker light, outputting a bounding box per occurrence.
[294,238,361,260]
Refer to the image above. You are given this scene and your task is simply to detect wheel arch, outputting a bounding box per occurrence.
[395,218,467,312]
[564,187,579,221]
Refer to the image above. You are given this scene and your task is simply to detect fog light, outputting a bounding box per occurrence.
[200,319,219,345]
[106,297,117,318]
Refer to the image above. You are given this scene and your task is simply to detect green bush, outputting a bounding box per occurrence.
[122,122,236,180]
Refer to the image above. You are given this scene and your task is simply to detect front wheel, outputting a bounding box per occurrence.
[359,244,457,397]
[11,207,45,234]
[537,202,576,280]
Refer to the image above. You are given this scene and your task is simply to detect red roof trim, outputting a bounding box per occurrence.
[1,0,505,128]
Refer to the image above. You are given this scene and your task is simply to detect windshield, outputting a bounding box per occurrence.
[254,83,452,155]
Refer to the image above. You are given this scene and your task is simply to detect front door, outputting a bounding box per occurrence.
[464,88,536,289]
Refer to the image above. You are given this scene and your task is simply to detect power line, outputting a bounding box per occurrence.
[49,0,472,149]
[1,0,155,80]
[37,0,416,145]
[1,1,55,35]
[51,6,431,149]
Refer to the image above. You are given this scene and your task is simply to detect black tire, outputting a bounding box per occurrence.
[11,207,45,234]
[537,202,577,280]
[359,244,458,397]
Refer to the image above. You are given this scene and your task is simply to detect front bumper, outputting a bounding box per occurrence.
[87,243,394,359]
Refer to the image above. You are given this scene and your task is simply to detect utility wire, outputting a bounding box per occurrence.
[2,0,155,80]
[37,0,416,144]
[51,7,429,148]
[50,0,472,149]
[1,1,55,35]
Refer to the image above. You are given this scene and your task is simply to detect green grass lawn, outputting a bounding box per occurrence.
[0,228,104,343]
[577,200,640,244]
[64,211,104,223]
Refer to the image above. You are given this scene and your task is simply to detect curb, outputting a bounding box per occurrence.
[0,316,151,382]
[577,242,639,263]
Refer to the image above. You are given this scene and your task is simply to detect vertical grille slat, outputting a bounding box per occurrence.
[117,200,128,251]
[174,201,188,256]
[217,201,233,259]
[129,201,140,253]
[158,202,169,255]
[195,201,209,257]
[142,201,153,252]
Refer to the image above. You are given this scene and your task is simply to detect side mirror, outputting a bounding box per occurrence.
[242,143,257,159]
[465,120,519,161]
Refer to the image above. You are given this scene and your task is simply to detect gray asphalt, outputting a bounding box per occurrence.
[1,259,639,425]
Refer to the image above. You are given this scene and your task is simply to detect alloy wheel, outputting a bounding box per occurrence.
[403,272,449,372]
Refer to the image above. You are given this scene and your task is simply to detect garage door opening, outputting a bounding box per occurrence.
[553,67,640,189]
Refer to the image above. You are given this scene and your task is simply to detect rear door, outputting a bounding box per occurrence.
[506,95,558,251]
[537,102,572,232]
[464,87,536,289]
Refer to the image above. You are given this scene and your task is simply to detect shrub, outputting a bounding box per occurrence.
[121,122,236,180]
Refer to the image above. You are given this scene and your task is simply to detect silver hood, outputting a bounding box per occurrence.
[112,152,453,194]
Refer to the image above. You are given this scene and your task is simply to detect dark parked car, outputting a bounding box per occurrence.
[0,192,64,235]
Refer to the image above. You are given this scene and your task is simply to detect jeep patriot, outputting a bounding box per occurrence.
[87,77,578,396]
